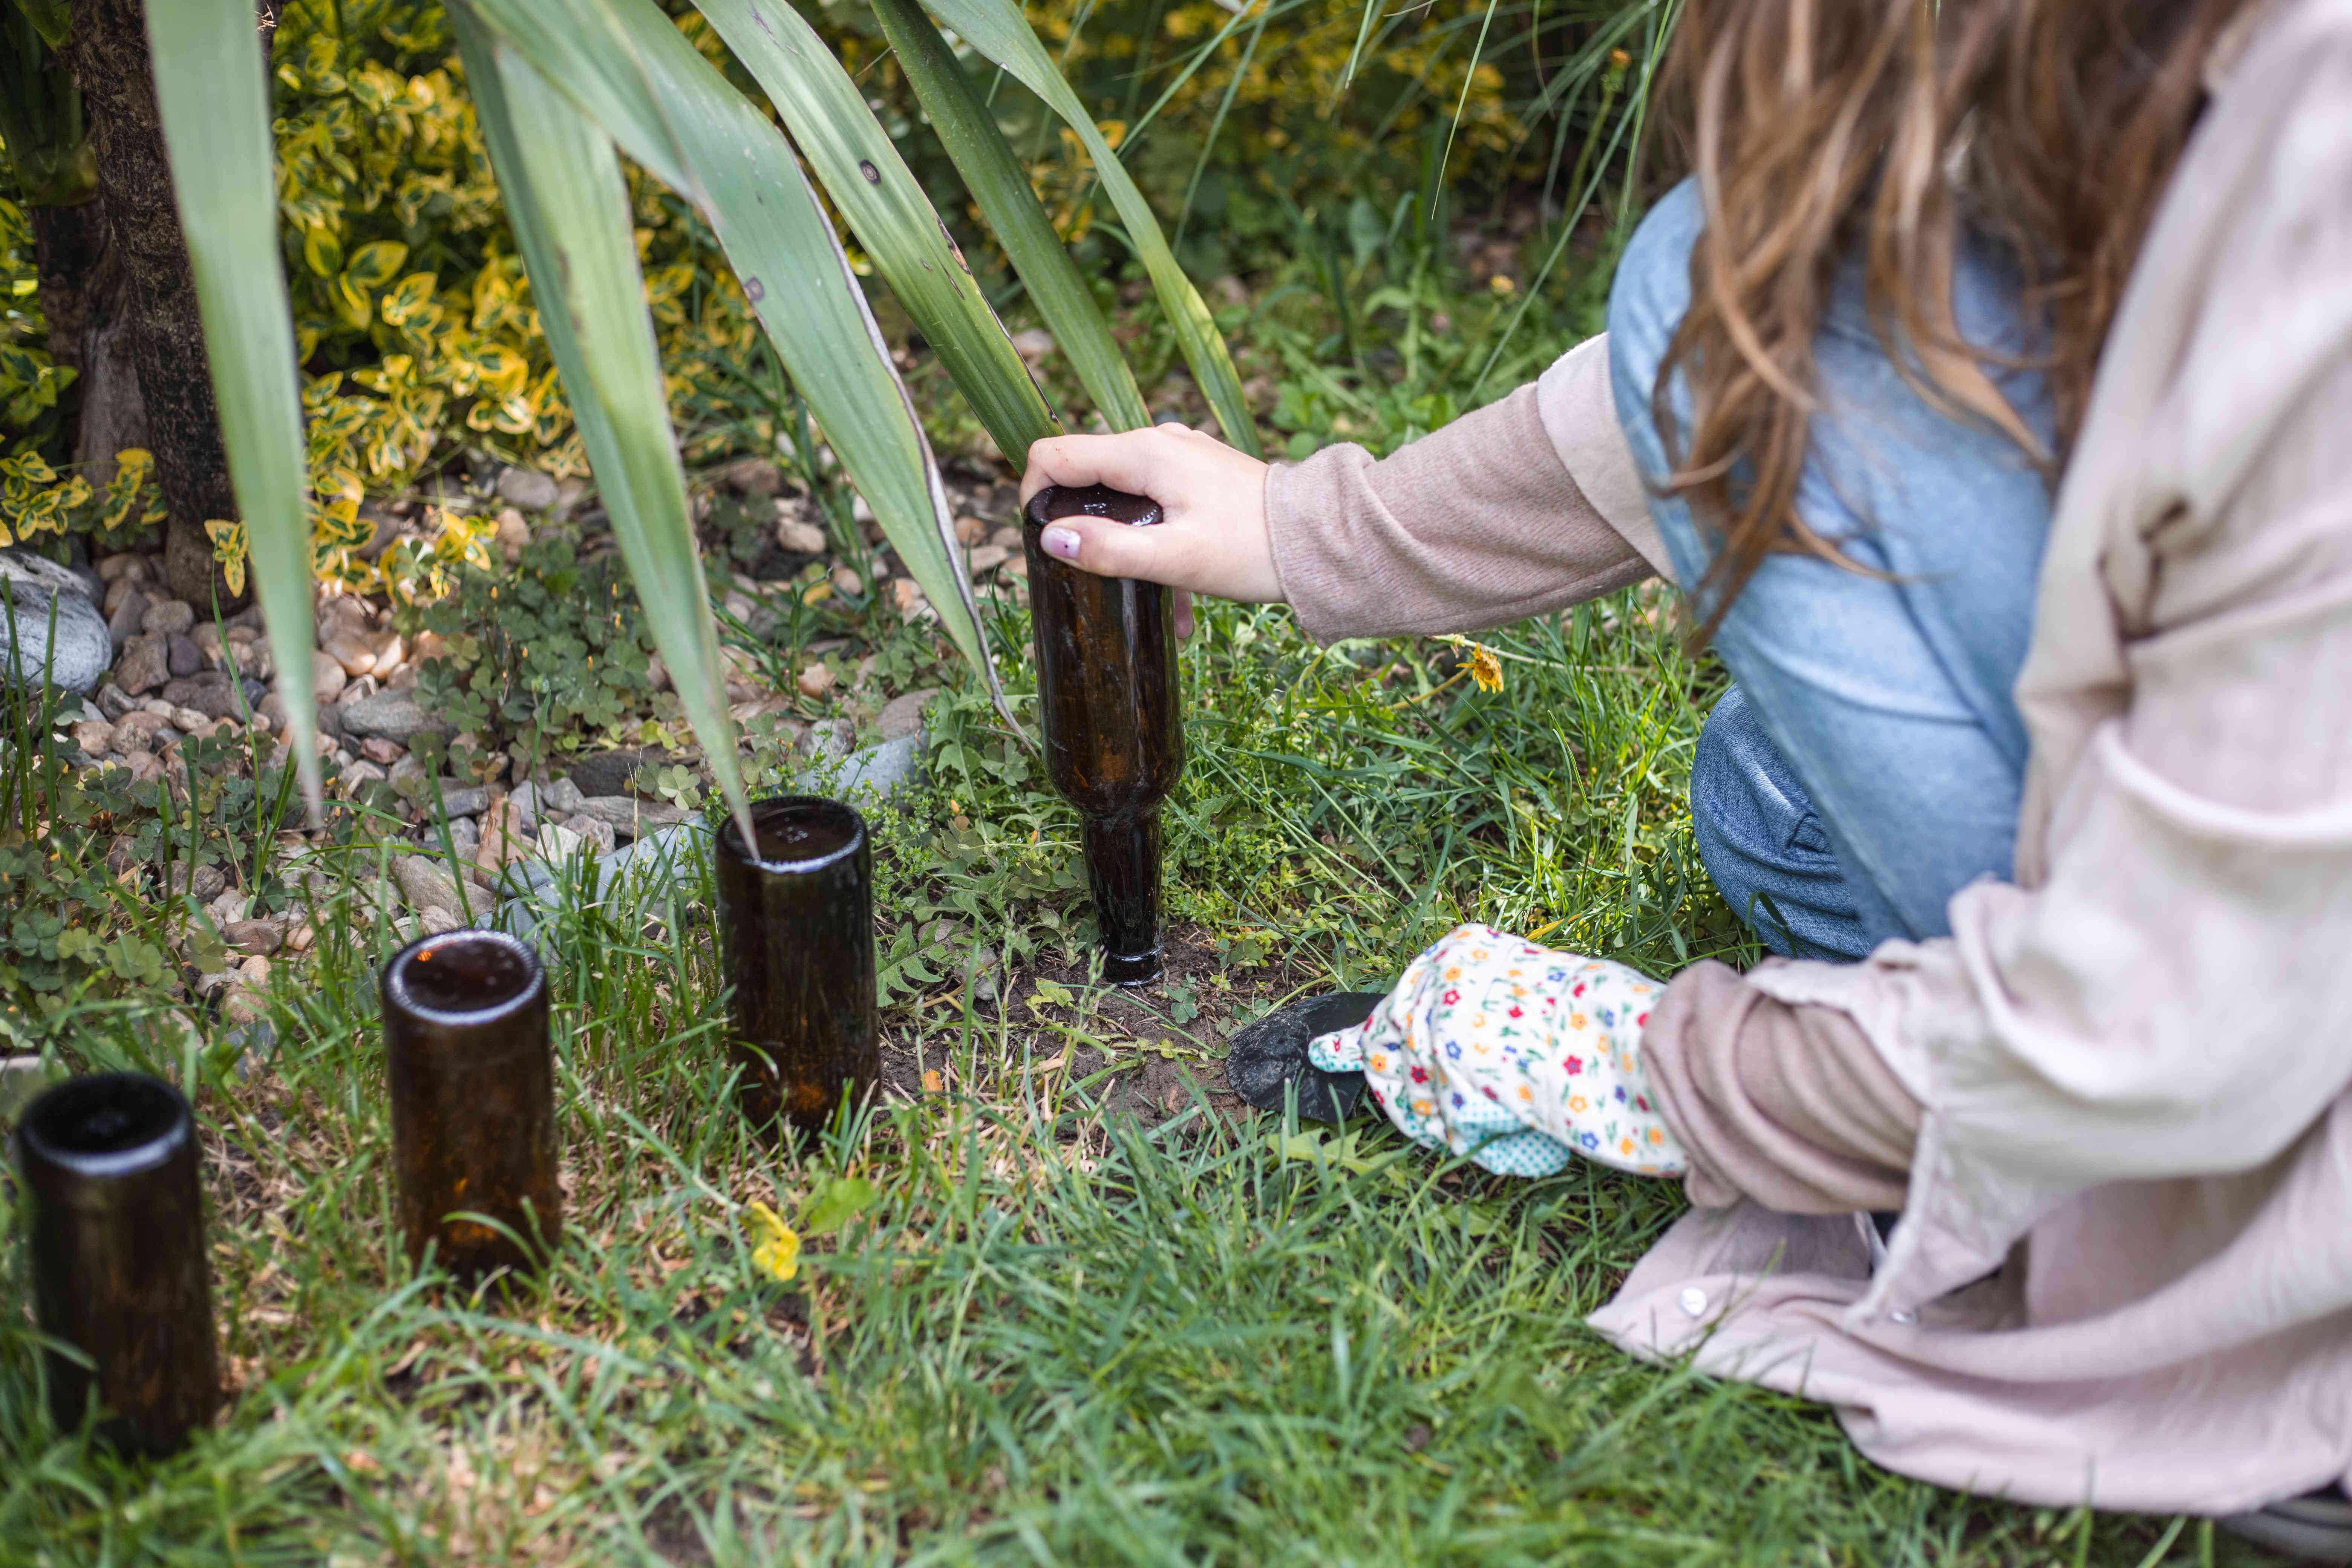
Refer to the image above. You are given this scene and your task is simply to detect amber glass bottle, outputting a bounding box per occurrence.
[18,1072,220,1454]
[1021,484,1184,985]
[380,929,561,1282]
[712,795,880,1134]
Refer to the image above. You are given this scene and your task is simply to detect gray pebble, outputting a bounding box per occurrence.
[160,671,241,720]
[878,686,941,741]
[107,587,147,654]
[426,783,490,819]
[340,689,446,745]
[115,634,169,695]
[507,780,539,835]
[495,464,560,511]
[141,598,195,637]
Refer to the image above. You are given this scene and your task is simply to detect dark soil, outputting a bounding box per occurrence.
[875,925,1334,1134]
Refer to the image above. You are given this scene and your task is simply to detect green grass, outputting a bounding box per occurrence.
[0,580,2275,1565]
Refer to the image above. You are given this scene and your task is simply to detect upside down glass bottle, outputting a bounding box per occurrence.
[1022,484,1185,986]
[712,795,882,1134]
[18,1072,220,1454]
[380,929,562,1282]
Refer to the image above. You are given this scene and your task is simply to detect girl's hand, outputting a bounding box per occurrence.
[1021,427,1280,637]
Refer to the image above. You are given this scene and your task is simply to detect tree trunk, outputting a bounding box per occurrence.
[31,201,150,519]
[66,0,259,609]
[28,200,100,377]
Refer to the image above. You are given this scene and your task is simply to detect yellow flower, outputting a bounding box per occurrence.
[743,1201,799,1283]
[1435,634,1506,692]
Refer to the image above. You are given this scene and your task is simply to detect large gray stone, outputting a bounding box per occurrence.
[790,722,926,800]
[340,689,447,744]
[825,729,922,797]
[487,819,703,941]
[0,548,112,695]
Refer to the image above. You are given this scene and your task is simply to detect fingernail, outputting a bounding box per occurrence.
[1041,525,1080,560]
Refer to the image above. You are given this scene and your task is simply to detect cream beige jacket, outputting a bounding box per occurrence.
[1262,0,2352,1511]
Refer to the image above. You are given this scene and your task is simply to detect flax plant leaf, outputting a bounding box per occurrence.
[450,5,751,832]
[865,0,1152,436]
[144,0,322,816]
[692,0,1059,464]
[919,0,1263,456]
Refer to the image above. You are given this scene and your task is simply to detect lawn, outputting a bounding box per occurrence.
[0,580,2272,1565]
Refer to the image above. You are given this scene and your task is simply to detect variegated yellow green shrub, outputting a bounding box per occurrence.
[0,0,772,602]
[268,0,765,598]
[0,191,71,463]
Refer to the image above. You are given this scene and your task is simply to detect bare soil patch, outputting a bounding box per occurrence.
[874,925,1335,1133]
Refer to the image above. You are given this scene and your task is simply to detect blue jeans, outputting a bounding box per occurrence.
[1606,180,2058,961]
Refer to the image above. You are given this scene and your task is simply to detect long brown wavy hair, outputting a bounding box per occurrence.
[1653,0,2259,635]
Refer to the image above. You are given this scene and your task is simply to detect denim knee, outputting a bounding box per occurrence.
[1689,688,1873,961]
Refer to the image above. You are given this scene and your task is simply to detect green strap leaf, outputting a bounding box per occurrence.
[693,0,1058,466]
[460,0,1012,730]
[920,0,1262,456]
[449,7,751,833]
[865,0,1151,439]
[144,0,321,817]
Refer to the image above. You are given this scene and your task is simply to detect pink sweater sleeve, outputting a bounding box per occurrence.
[1262,338,1663,645]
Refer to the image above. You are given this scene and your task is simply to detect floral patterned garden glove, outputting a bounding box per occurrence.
[1306,923,1688,1178]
